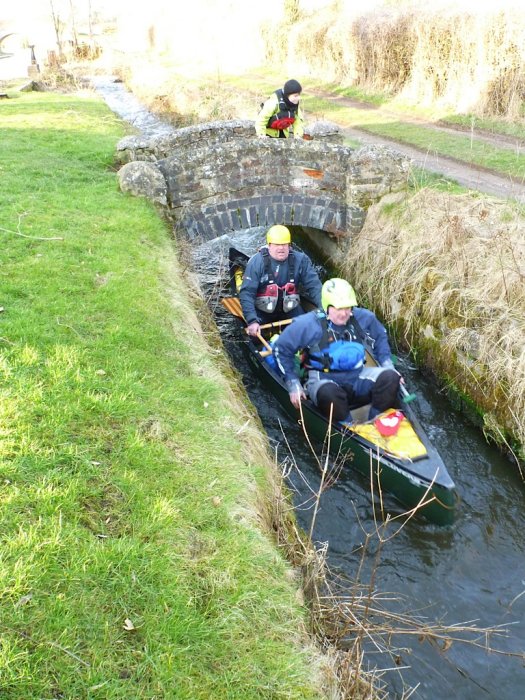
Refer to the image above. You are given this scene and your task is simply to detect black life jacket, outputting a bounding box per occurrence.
[255,247,300,314]
[304,312,366,372]
[266,89,298,131]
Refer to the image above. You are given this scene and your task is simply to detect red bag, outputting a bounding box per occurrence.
[268,116,295,130]
[374,410,404,437]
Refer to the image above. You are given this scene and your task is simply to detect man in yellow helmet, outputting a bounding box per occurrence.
[273,278,401,422]
[239,225,322,337]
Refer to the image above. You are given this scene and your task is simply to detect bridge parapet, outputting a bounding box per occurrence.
[117,120,410,244]
[116,120,256,163]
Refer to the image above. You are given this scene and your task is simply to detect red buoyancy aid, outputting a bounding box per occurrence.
[255,248,300,315]
[266,89,298,132]
[268,116,296,130]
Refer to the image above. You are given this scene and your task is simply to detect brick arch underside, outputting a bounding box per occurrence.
[178,190,365,243]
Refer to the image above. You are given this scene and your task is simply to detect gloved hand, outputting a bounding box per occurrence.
[286,379,306,409]
[246,321,261,337]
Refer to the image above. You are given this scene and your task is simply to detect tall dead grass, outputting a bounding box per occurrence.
[340,188,525,459]
[87,0,525,120]
[286,2,525,119]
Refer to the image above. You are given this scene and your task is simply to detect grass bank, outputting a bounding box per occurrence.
[0,90,330,698]
[340,188,525,466]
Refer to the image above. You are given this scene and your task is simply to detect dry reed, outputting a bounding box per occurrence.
[340,187,525,462]
[286,2,525,119]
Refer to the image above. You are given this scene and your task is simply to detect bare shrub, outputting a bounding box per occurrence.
[284,6,354,82]
[405,8,525,115]
[279,2,525,119]
[351,9,417,93]
[29,66,86,93]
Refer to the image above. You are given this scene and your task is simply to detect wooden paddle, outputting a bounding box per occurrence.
[220,297,293,329]
[220,297,273,352]
[259,319,293,331]
[221,296,244,319]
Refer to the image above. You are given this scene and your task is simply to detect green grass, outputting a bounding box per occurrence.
[309,81,390,107]
[308,79,525,140]
[440,112,525,140]
[406,168,466,194]
[0,91,324,699]
[302,95,525,180]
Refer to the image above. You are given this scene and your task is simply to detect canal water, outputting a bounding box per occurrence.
[196,231,525,700]
[95,79,525,699]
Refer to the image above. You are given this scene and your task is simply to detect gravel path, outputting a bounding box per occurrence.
[309,91,525,204]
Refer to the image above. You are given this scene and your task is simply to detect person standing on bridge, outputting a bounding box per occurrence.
[255,79,305,139]
[273,278,401,422]
[239,225,322,337]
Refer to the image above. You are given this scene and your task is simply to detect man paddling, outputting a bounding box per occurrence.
[239,225,322,338]
[273,278,402,422]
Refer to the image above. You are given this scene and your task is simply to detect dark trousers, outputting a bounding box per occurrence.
[316,369,400,421]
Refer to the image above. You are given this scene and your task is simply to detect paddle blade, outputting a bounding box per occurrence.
[221,296,245,320]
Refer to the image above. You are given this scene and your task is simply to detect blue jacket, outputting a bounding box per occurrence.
[239,248,322,324]
[274,308,392,384]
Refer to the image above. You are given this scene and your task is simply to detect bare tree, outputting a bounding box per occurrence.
[49,0,65,59]
[68,0,79,51]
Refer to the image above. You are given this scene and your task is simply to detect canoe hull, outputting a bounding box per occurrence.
[227,246,457,526]
[245,343,457,526]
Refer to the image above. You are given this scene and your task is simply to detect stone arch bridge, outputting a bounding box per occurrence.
[116,120,410,246]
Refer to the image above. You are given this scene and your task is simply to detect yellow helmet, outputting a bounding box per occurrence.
[266,225,291,245]
[321,278,357,311]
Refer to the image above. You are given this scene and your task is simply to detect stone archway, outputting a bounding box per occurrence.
[116,119,409,244]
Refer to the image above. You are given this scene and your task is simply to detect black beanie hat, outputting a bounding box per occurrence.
[283,79,302,96]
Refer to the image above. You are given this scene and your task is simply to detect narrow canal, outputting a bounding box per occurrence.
[195,230,525,700]
[95,78,525,699]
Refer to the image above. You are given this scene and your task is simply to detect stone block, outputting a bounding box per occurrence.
[239,208,250,228]
[117,161,167,206]
[265,205,277,226]
[294,204,311,225]
[230,209,244,231]
[220,211,234,231]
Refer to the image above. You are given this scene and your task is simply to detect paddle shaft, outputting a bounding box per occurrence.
[221,296,295,354]
[400,384,416,403]
[256,333,273,352]
[259,319,293,330]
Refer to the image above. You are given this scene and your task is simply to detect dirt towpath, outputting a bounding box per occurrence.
[308,89,525,205]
